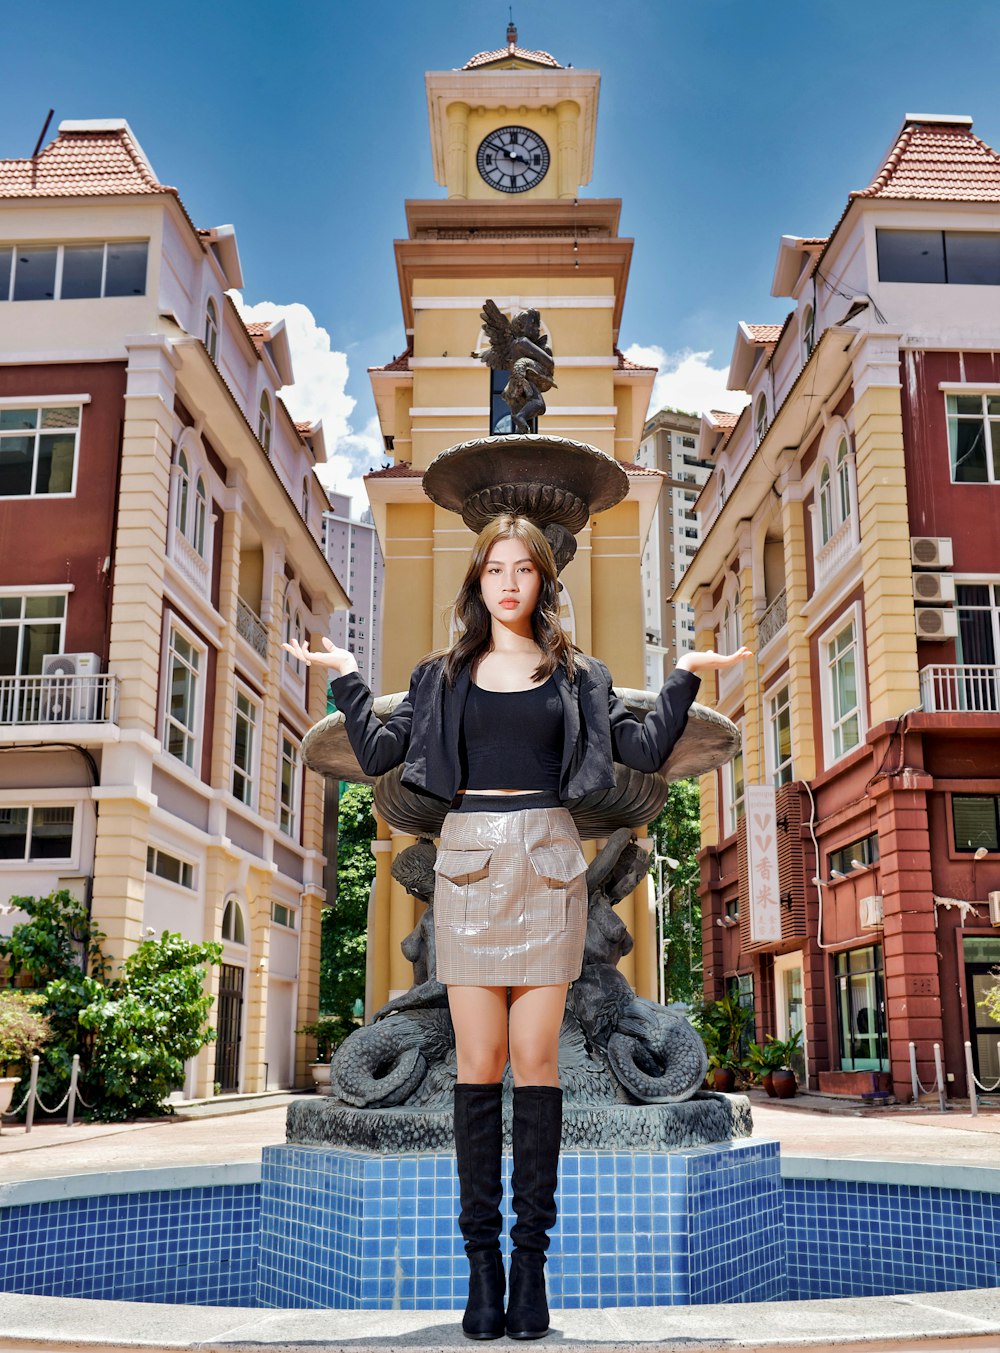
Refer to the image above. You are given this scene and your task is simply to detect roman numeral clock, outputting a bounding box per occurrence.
[476,126,550,194]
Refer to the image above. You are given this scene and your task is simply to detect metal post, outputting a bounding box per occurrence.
[67,1055,80,1128]
[24,1056,40,1134]
[933,1043,946,1112]
[965,1042,978,1117]
[909,1041,919,1103]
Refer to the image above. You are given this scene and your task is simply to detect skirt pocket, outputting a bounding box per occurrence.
[525,840,588,933]
[433,847,493,933]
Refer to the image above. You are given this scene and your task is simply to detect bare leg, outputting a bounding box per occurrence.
[507,983,568,1087]
[447,984,510,1083]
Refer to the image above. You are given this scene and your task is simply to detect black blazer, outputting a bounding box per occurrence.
[329,656,701,806]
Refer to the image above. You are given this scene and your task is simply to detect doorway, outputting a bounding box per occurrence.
[773,950,807,1085]
[215,962,245,1094]
[963,937,1000,1090]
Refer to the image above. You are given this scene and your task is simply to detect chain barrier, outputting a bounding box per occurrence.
[964,1040,1000,1117]
[1,1053,90,1134]
[908,1041,947,1112]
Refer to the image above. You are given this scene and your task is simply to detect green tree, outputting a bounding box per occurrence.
[648,778,703,1005]
[321,782,376,1019]
[64,931,222,1122]
[0,889,108,1111]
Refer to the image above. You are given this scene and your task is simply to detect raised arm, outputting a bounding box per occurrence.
[606,646,752,772]
[282,636,418,778]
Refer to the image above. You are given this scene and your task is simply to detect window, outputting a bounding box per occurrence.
[302,475,311,525]
[175,449,191,537]
[754,394,768,448]
[146,844,194,889]
[0,805,75,860]
[0,405,80,497]
[946,394,1000,483]
[164,625,202,770]
[802,304,815,362]
[769,685,793,787]
[258,391,272,454]
[279,733,300,837]
[956,582,1000,709]
[232,686,259,807]
[836,438,852,522]
[718,468,727,506]
[272,901,297,929]
[0,592,66,679]
[723,589,742,651]
[876,229,1000,286]
[204,298,219,362]
[952,795,1000,852]
[818,464,833,546]
[724,726,745,835]
[824,614,863,761]
[828,833,880,875]
[283,596,304,676]
[222,897,246,945]
[0,241,148,301]
[835,945,889,1072]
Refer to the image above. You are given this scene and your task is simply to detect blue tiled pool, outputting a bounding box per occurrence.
[0,1153,997,1308]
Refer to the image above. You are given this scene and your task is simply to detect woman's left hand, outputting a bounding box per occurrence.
[677,646,753,674]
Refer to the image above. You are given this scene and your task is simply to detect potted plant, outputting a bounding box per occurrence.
[694,993,755,1093]
[297,1014,356,1092]
[746,1037,787,1097]
[767,1030,803,1099]
[0,990,51,1116]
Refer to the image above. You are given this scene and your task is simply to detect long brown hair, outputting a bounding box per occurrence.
[442,515,581,686]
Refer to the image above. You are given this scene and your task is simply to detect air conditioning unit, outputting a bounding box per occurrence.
[915,608,958,641]
[910,536,953,569]
[989,892,1000,926]
[859,895,884,930]
[912,573,956,604]
[41,653,102,722]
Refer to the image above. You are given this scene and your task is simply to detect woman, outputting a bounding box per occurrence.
[283,514,749,1342]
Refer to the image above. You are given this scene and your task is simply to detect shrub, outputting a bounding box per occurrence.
[0,990,52,1075]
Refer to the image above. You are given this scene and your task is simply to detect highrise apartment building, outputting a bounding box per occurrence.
[637,407,713,686]
[322,494,384,691]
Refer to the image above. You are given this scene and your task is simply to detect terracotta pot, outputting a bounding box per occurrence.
[711,1067,737,1093]
[771,1068,797,1099]
[0,1076,20,1117]
[761,1071,777,1098]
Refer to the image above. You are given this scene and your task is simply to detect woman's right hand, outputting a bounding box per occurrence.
[281,636,359,677]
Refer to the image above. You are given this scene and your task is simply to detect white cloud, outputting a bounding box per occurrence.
[623,344,750,421]
[231,294,382,515]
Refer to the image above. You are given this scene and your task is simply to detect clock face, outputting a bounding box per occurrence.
[476,126,550,194]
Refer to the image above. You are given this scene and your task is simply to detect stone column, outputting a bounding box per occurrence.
[631,835,657,1001]
[852,335,921,724]
[367,832,393,1018]
[779,471,816,781]
[388,828,419,998]
[243,876,272,1093]
[445,101,470,199]
[737,549,761,784]
[556,100,580,199]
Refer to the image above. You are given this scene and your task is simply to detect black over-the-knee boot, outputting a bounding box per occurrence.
[506,1084,562,1340]
[453,1081,506,1340]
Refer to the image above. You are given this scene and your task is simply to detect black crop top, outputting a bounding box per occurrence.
[458,677,564,791]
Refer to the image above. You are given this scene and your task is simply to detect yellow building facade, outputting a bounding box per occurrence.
[358,34,666,1012]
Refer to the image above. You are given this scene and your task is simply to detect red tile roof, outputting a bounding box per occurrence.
[710,410,739,429]
[365,462,417,480]
[244,322,272,337]
[614,347,657,373]
[745,324,783,344]
[0,125,173,199]
[462,45,562,69]
[369,349,412,373]
[852,119,1000,202]
[618,458,664,477]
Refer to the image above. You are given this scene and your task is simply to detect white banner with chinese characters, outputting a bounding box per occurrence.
[746,784,782,943]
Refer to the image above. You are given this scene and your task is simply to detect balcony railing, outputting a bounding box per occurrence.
[236,597,269,658]
[171,528,211,594]
[814,516,855,590]
[758,588,788,648]
[920,664,1000,713]
[0,674,120,726]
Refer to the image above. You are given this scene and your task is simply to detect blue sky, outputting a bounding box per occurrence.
[6,0,1000,505]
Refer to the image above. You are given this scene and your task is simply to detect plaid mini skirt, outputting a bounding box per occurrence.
[433,804,588,987]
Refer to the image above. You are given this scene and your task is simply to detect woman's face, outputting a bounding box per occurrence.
[479,536,542,632]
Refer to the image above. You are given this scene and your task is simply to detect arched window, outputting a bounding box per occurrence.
[755,395,769,448]
[301,475,311,525]
[818,463,833,546]
[204,298,219,362]
[731,588,742,648]
[221,897,246,946]
[176,450,190,536]
[802,304,815,362]
[193,475,208,556]
[836,437,851,522]
[283,595,304,675]
[718,468,727,506]
[258,391,272,454]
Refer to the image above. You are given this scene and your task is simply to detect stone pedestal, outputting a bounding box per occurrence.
[256,1138,785,1310]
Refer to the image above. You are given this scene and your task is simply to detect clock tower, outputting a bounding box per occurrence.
[361,29,662,1011]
